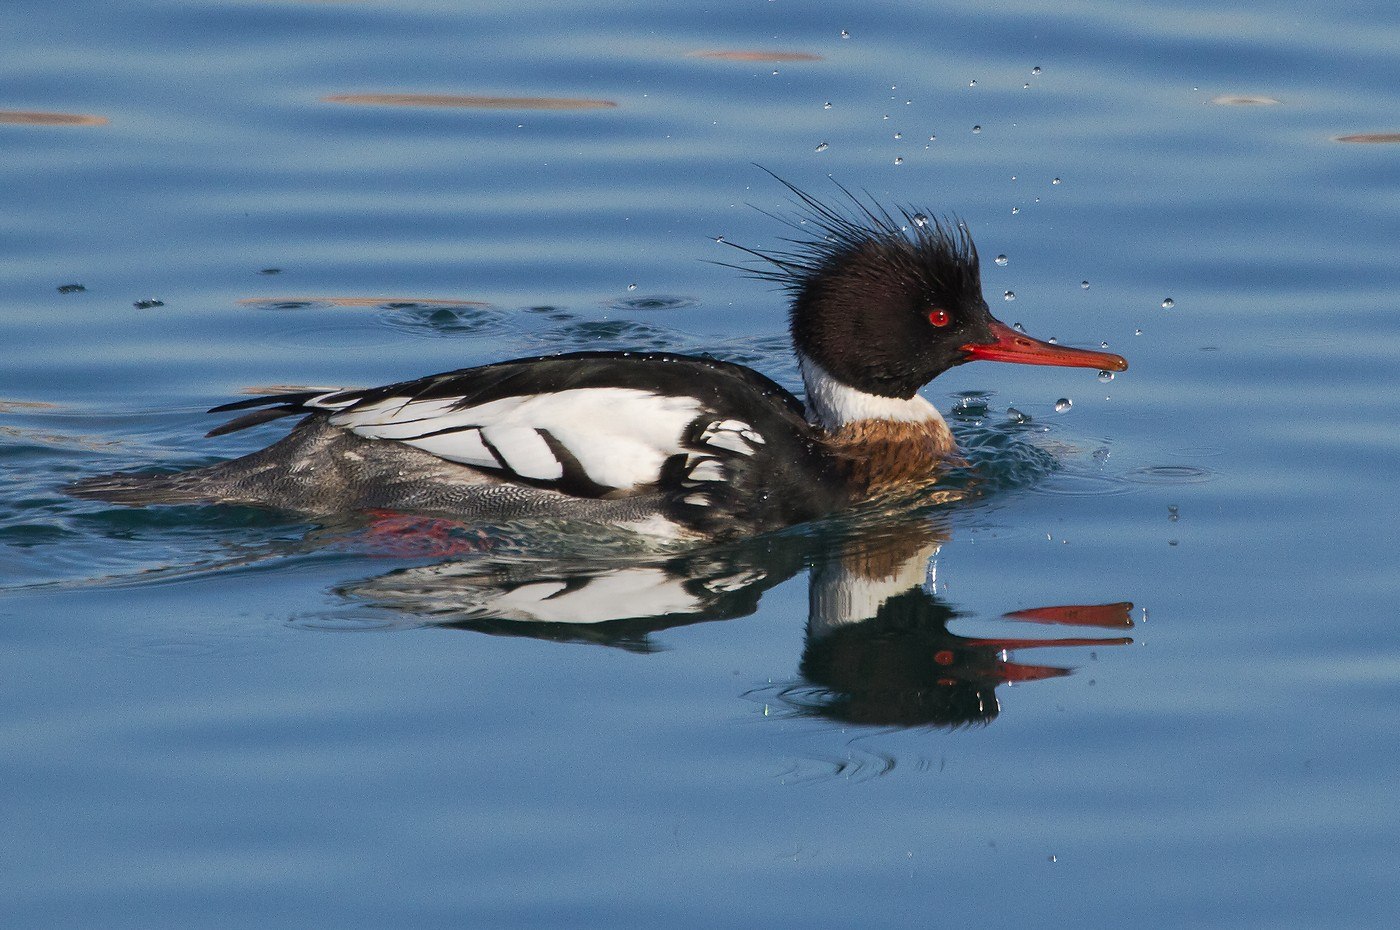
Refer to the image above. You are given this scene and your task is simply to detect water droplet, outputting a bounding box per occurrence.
[912,213,928,226]
[1012,322,1026,333]
[1100,341,1109,348]
[713,236,725,243]
[627,283,637,291]
[1134,328,1143,336]
[969,79,977,87]
[1048,854,1057,863]
[1003,290,1015,301]
[840,29,850,38]
[972,124,982,133]
[905,99,913,105]
[928,134,936,141]
[893,131,903,139]
[1047,336,1058,344]
[1052,177,1062,185]
[1055,398,1072,412]
[893,156,904,165]
[1007,406,1028,423]
[823,101,832,110]
[1023,83,1030,89]
[1097,370,1115,383]
[1032,66,1042,76]
[1168,505,1179,522]
[995,254,1008,266]
[1161,297,1175,309]
[814,141,829,153]
[1081,280,1090,289]
[882,114,890,121]
[953,396,989,417]
[1010,206,1019,214]
[772,70,779,76]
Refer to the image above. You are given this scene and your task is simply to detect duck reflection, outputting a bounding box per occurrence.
[336,514,1131,726]
[783,523,1131,727]
[792,587,1016,727]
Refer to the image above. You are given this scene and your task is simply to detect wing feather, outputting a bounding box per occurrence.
[204,352,824,512]
[329,387,706,492]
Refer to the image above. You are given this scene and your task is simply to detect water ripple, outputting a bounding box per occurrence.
[1124,464,1217,485]
[603,295,699,312]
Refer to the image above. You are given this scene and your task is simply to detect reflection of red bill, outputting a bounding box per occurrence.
[994,661,1074,684]
[972,634,1134,683]
[963,636,1134,651]
[1003,602,1135,629]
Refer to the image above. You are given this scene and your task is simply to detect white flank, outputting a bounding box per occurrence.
[797,352,945,430]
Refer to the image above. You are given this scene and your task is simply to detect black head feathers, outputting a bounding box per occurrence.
[722,173,994,398]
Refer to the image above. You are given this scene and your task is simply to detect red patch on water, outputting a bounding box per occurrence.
[356,510,495,558]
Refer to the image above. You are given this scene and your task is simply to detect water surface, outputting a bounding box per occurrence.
[3,0,1399,926]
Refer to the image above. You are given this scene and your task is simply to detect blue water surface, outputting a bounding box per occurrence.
[3,0,1399,926]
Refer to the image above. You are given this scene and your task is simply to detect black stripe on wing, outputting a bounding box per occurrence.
[205,391,326,437]
[536,429,616,497]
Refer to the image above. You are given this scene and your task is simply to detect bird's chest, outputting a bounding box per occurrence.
[823,419,960,498]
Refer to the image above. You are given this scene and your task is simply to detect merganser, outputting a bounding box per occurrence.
[69,180,1127,540]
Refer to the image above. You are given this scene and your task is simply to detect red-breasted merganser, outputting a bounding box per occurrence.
[69,181,1127,540]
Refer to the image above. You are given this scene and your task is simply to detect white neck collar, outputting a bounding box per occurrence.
[807,543,941,635]
[797,352,944,431]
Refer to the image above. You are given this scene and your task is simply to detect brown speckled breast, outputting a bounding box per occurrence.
[823,418,962,499]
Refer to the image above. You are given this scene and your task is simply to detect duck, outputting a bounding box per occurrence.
[68,180,1127,540]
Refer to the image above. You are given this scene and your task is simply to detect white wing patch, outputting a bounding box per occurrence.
[329,388,712,492]
[699,419,765,455]
[482,427,562,481]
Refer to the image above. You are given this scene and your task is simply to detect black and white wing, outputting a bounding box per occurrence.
[329,382,711,496]
[208,351,842,526]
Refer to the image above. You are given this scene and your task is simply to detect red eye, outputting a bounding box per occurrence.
[928,309,950,327]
